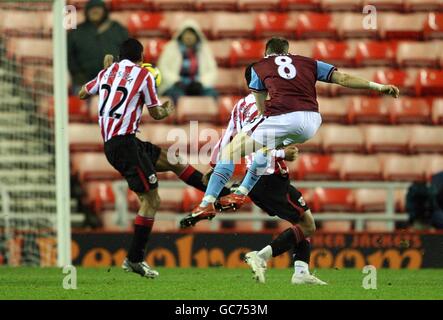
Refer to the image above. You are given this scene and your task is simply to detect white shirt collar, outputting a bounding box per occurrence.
[119,59,136,66]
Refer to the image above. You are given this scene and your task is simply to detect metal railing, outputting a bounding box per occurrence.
[113,180,410,232]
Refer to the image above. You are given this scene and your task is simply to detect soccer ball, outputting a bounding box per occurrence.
[141,63,162,88]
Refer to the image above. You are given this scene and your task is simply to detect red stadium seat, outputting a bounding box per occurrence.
[138,124,183,148]
[312,41,355,67]
[176,97,218,123]
[254,12,297,39]
[6,38,52,64]
[364,125,410,153]
[111,0,152,10]
[335,13,378,39]
[69,124,103,152]
[280,0,321,10]
[297,128,323,152]
[405,0,442,12]
[288,40,314,57]
[354,189,387,212]
[237,0,280,11]
[208,40,231,67]
[142,38,167,64]
[424,155,443,181]
[158,188,185,211]
[372,69,417,96]
[317,97,349,123]
[312,188,355,212]
[321,0,362,11]
[71,153,121,182]
[58,96,90,123]
[218,95,242,124]
[408,126,443,153]
[182,187,205,212]
[387,98,432,124]
[215,68,246,95]
[321,221,352,231]
[165,12,213,36]
[1,10,44,36]
[415,69,443,96]
[211,13,256,39]
[432,99,443,124]
[379,13,426,40]
[296,13,338,39]
[396,41,440,68]
[362,0,405,11]
[354,41,397,67]
[347,97,390,124]
[321,125,365,152]
[365,222,390,231]
[229,40,265,67]
[151,0,195,10]
[127,12,169,38]
[296,154,340,180]
[382,155,425,181]
[152,220,178,232]
[339,155,382,180]
[423,13,443,39]
[195,0,237,11]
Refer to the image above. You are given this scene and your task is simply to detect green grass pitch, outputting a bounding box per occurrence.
[1,267,442,300]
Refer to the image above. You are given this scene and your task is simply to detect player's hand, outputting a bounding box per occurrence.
[103,54,114,69]
[162,100,175,115]
[202,168,214,185]
[380,84,400,98]
[283,145,299,161]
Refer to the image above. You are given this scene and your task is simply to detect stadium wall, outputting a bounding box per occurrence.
[61,231,443,269]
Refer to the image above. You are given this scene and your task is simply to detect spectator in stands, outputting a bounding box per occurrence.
[68,0,128,93]
[157,20,218,103]
[406,172,443,230]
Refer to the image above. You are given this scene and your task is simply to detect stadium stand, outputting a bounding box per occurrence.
[4,1,443,232]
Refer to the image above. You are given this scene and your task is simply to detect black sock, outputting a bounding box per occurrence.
[178,165,230,196]
[293,238,311,264]
[127,215,154,263]
[270,225,306,257]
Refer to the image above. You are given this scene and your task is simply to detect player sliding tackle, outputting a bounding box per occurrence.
[182,64,327,284]
[187,37,399,282]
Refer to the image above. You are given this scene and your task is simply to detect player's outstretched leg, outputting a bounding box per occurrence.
[122,190,160,279]
[219,149,269,211]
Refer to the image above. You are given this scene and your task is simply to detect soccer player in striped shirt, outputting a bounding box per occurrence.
[78,39,231,278]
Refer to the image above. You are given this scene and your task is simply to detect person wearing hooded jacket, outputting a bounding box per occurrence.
[68,0,128,92]
[157,20,218,103]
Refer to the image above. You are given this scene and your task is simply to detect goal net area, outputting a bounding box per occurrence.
[0,0,70,266]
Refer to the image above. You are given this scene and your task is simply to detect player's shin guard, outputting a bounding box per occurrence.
[269,225,306,257]
[201,161,234,206]
[178,165,230,196]
[127,215,154,263]
[235,150,269,195]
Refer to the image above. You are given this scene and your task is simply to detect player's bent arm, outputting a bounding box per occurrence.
[78,85,90,100]
[148,100,175,120]
[252,91,267,115]
[330,71,400,98]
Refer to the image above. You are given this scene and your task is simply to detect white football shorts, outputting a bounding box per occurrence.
[248,110,322,149]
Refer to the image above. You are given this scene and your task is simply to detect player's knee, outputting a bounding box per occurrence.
[138,191,161,215]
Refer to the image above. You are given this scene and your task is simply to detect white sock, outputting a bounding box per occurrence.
[294,260,310,276]
[235,186,249,195]
[201,195,216,206]
[257,245,273,261]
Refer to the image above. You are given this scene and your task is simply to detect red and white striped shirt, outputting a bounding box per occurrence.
[211,94,289,176]
[85,59,160,142]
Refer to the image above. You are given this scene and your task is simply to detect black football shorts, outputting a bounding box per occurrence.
[104,134,161,193]
[248,174,310,224]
